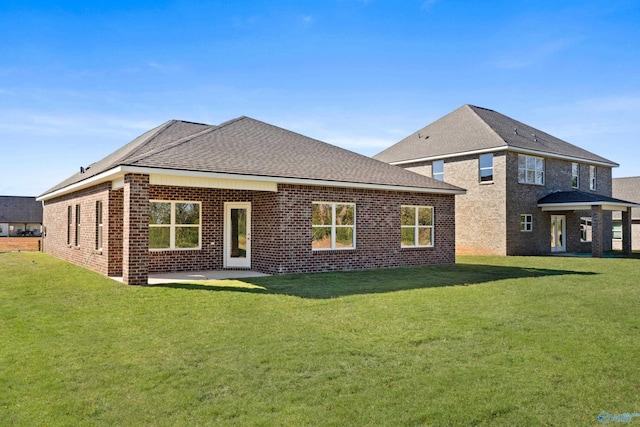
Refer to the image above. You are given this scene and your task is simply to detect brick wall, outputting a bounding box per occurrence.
[403,151,615,256]
[43,179,457,281]
[0,237,42,252]
[406,153,507,255]
[252,184,456,274]
[505,153,614,255]
[42,182,112,275]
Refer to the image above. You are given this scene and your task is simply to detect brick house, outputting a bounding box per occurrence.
[38,116,464,285]
[612,177,640,251]
[0,196,43,237]
[374,105,636,257]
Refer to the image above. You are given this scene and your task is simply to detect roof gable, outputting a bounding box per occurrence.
[40,117,464,198]
[374,104,618,167]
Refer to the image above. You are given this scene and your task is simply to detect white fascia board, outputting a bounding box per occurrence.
[121,166,466,195]
[38,165,466,200]
[538,202,636,212]
[37,168,123,201]
[390,146,619,168]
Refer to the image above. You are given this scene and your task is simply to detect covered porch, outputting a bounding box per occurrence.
[538,191,639,258]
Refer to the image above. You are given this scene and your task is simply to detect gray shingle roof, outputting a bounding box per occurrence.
[537,190,635,206]
[0,196,43,223]
[374,104,618,167]
[613,177,640,220]
[41,116,463,197]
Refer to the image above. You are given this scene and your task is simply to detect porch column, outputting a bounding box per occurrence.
[591,205,604,258]
[622,209,632,256]
[123,173,149,285]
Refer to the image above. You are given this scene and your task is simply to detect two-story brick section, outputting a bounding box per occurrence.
[374,105,637,257]
[38,116,465,285]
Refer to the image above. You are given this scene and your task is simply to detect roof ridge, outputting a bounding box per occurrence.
[464,104,509,146]
[124,125,218,165]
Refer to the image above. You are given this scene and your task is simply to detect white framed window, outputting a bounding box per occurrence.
[520,214,533,232]
[149,201,201,250]
[401,205,434,247]
[580,217,592,242]
[518,155,545,185]
[312,202,355,250]
[590,166,597,190]
[479,153,494,182]
[613,221,622,240]
[432,160,444,181]
[572,163,580,189]
[96,201,103,251]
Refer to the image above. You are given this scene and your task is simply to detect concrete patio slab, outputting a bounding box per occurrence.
[112,270,270,285]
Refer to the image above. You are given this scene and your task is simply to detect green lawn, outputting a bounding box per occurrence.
[1,252,639,426]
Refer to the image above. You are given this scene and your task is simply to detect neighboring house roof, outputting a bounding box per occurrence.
[613,177,640,220]
[40,116,465,200]
[537,190,639,212]
[373,104,619,167]
[0,196,43,223]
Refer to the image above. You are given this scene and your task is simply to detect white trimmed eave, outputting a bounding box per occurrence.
[389,146,619,168]
[538,201,639,212]
[37,165,466,201]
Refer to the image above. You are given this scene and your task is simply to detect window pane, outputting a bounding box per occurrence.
[518,169,525,183]
[150,202,171,224]
[312,204,332,225]
[175,203,200,224]
[401,228,415,247]
[335,204,354,226]
[149,227,170,249]
[417,207,433,226]
[527,157,535,170]
[401,206,416,226]
[335,227,354,248]
[176,226,199,248]
[312,227,332,249]
[527,170,535,183]
[479,154,493,169]
[536,171,544,185]
[480,169,493,182]
[418,228,433,246]
[535,158,544,171]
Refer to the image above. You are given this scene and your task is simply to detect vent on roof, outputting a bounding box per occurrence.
[532,133,538,142]
[514,127,518,136]
[418,133,429,139]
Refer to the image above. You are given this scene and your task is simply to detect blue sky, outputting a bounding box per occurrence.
[1,0,639,196]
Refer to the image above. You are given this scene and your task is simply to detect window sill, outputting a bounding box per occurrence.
[401,245,435,249]
[312,248,356,253]
[479,181,494,185]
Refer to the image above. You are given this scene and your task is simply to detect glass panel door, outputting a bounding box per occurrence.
[550,215,566,253]
[224,202,251,268]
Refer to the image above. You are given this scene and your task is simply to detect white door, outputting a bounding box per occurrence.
[550,215,566,253]
[224,202,251,268]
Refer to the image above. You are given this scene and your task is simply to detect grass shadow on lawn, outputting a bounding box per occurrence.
[154,263,597,299]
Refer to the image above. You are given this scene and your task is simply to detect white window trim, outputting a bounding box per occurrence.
[580,217,593,242]
[149,200,202,251]
[312,202,356,251]
[590,165,597,190]
[518,154,545,186]
[401,205,435,248]
[572,163,580,189]
[432,160,444,182]
[479,153,494,183]
[520,214,533,232]
[96,200,103,251]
